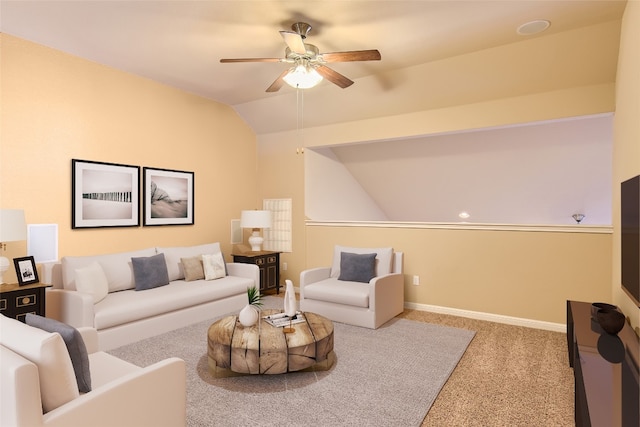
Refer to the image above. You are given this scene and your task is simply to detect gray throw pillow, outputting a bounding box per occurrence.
[338,252,377,283]
[25,313,91,393]
[132,253,170,291]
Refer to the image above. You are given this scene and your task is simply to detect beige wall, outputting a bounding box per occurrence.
[257,23,622,325]
[613,1,640,332]
[1,34,258,284]
[305,224,611,325]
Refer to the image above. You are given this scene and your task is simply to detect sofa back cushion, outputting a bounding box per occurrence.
[0,315,79,413]
[61,248,157,292]
[157,243,222,281]
[330,245,394,279]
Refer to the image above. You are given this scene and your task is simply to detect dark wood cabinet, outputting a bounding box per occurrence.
[232,251,280,294]
[566,300,639,427]
[0,282,50,322]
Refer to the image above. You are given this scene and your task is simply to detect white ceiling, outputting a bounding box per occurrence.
[0,1,627,135]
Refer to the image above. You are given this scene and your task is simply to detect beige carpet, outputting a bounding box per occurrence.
[397,309,575,426]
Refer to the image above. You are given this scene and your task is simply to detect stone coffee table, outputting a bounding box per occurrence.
[207,309,334,375]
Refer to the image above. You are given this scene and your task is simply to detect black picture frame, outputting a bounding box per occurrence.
[72,159,140,229]
[143,167,194,226]
[14,256,39,286]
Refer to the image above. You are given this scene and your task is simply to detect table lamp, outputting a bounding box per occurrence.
[240,210,272,251]
[0,209,27,284]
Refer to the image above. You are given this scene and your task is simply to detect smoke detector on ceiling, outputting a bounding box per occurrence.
[517,19,551,36]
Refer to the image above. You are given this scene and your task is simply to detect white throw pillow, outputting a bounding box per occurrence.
[74,262,109,303]
[203,252,226,280]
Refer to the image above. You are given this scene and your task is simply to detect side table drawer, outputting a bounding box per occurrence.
[16,293,37,308]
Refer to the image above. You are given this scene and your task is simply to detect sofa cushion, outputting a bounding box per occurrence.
[132,253,170,291]
[25,314,91,393]
[93,275,252,330]
[61,247,157,292]
[203,252,226,280]
[74,262,109,303]
[157,243,222,281]
[0,315,79,413]
[303,278,371,308]
[330,246,393,279]
[338,252,377,283]
[181,256,204,281]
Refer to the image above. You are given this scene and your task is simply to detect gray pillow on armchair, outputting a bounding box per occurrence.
[338,252,377,283]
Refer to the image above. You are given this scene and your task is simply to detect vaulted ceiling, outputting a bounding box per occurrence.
[0,1,627,135]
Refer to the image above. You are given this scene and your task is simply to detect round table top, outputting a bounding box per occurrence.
[207,309,334,374]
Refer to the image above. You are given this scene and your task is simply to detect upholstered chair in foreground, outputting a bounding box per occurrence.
[0,314,186,427]
[300,245,404,329]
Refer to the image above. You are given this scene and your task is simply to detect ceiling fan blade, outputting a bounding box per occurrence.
[220,58,281,63]
[321,50,381,62]
[265,69,291,92]
[280,31,306,55]
[315,65,354,89]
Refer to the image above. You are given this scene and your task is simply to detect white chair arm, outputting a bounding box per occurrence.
[369,273,405,328]
[77,328,99,354]
[43,357,186,427]
[46,289,95,329]
[1,347,43,427]
[225,263,260,289]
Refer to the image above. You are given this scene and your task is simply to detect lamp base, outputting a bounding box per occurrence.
[248,231,263,252]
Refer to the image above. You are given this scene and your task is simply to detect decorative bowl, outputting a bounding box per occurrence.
[596,308,626,335]
[591,302,618,319]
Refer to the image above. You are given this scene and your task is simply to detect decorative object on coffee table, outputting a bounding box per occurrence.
[283,279,297,334]
[239,286,262,327]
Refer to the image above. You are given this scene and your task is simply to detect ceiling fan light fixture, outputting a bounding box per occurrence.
[283,61,323,89]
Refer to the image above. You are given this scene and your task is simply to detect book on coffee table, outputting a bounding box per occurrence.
[263,312,305,328]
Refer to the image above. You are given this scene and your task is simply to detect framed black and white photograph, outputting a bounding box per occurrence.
[14,256,39,286]
[72,159,140,228]
[143,167,194,226]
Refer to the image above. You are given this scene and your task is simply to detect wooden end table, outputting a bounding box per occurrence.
[207,309,334,376]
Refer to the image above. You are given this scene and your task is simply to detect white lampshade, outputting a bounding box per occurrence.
[240,210,272,229]
[0,209,27,242]
[0,209,27,284]
[240,210,272,252]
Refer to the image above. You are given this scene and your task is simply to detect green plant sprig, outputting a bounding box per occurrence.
[247,286,263,308]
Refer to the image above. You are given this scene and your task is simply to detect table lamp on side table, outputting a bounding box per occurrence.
[0,209,27,284]
[240,210,272,252]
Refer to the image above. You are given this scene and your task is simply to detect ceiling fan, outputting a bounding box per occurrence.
[220,22,381,92]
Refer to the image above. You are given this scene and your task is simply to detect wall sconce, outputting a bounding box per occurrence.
[0,209,27,284]
[572,213,585,224]
[240,210,272,251]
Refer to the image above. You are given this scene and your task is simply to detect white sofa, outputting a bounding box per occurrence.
[45,242,259,350]
[0,315,186,427]
[300,245,404,329]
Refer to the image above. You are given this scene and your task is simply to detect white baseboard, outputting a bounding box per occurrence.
[404,302,566,333]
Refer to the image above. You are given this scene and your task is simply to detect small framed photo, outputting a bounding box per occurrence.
[72,159,140,229]
[14,256,39,286]
[143,167,194,226]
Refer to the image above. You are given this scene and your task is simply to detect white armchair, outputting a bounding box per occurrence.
[0,315,186,427]
[300,246,404,329]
